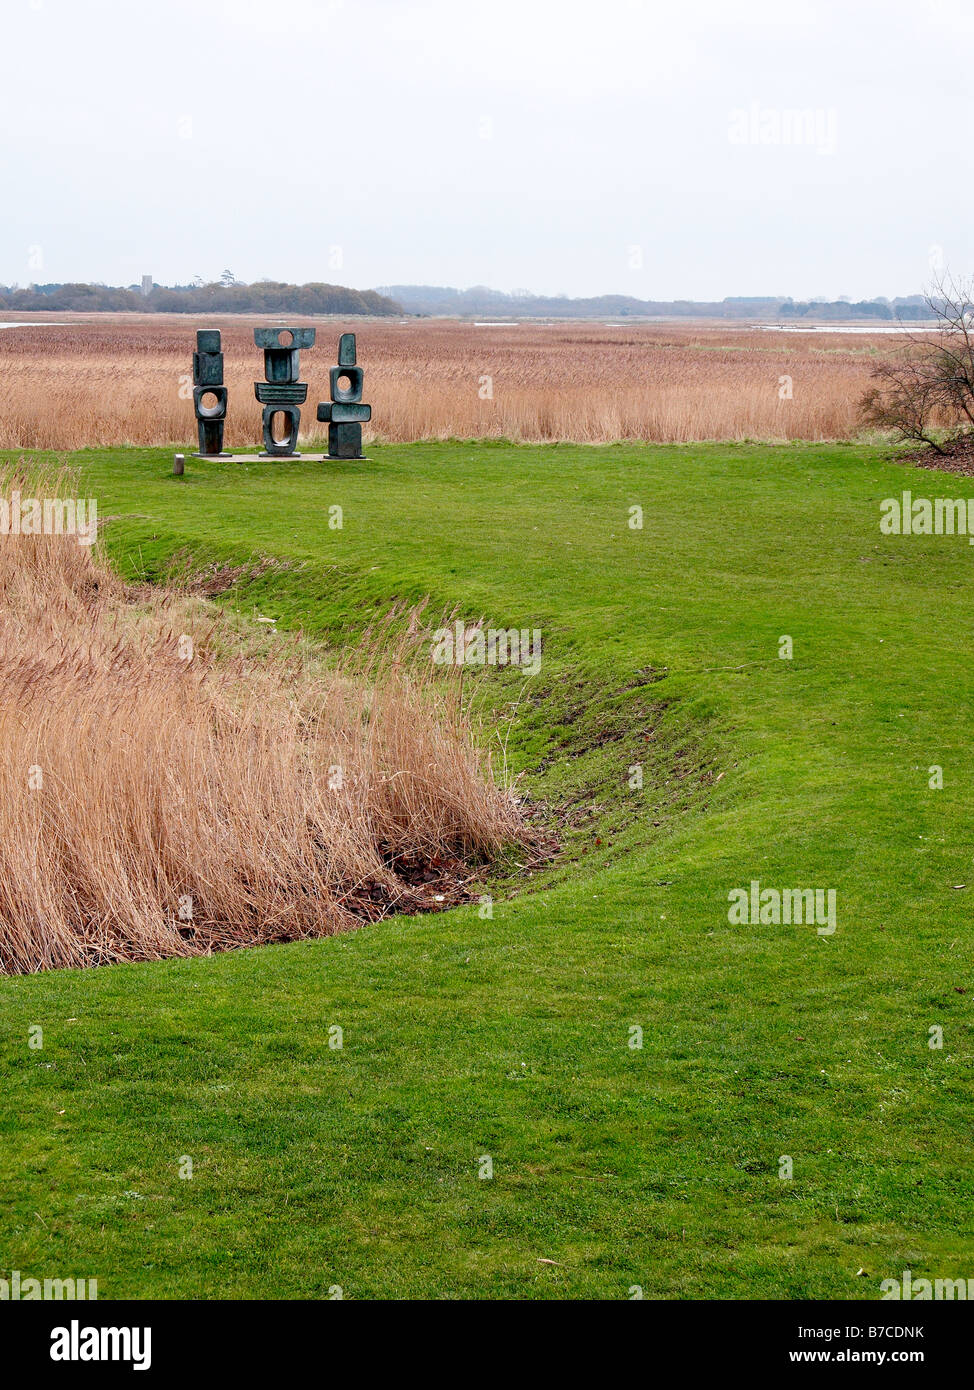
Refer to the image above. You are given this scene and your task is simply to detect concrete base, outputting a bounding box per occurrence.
[191,453,371,463]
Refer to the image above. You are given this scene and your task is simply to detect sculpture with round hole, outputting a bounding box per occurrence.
[254,325,315,457]
[192,330,229,457]
[317,333,371,459]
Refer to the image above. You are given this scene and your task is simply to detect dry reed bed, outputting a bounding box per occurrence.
[0,465,523,973]
[0,316,911,448]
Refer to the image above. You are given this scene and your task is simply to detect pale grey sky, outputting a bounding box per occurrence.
[1,0,969,300]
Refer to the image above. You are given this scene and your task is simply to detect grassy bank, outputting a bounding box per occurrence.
[1,440,972,1298]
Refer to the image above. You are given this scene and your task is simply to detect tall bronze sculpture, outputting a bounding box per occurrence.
[192,330,229,457]
[317,333,371,459]
[254,326,315,457]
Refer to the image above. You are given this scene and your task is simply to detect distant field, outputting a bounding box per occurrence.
[0,314,913,449]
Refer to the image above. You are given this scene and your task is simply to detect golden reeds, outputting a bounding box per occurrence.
[0,316,907,448]
[0,463,523,973]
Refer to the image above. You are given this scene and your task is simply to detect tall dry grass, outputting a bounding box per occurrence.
[0,464,523,974]
[0,314,913,448]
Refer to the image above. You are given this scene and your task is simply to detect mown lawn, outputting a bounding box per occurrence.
[1,439,972,1299]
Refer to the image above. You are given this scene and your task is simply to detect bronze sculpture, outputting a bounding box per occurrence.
[254,326,315,457]
[192,330,229,457]
[317,333,371,459]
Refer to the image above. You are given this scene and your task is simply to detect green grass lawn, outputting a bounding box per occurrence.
[2,439,973,1300]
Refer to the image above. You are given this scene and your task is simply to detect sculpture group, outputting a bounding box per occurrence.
[191,327,371,460]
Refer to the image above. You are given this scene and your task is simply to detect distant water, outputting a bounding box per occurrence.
[0,322,67,330]
[756,322,939,335]
[591,319,940,333]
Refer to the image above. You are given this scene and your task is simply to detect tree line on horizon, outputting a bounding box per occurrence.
[0,279,939,321]
[380,285,936,321]
[0,280,402,316]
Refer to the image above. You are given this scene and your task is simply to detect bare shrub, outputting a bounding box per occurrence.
[860,276,974,453]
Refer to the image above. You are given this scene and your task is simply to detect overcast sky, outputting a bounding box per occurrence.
[1,0,970,300]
